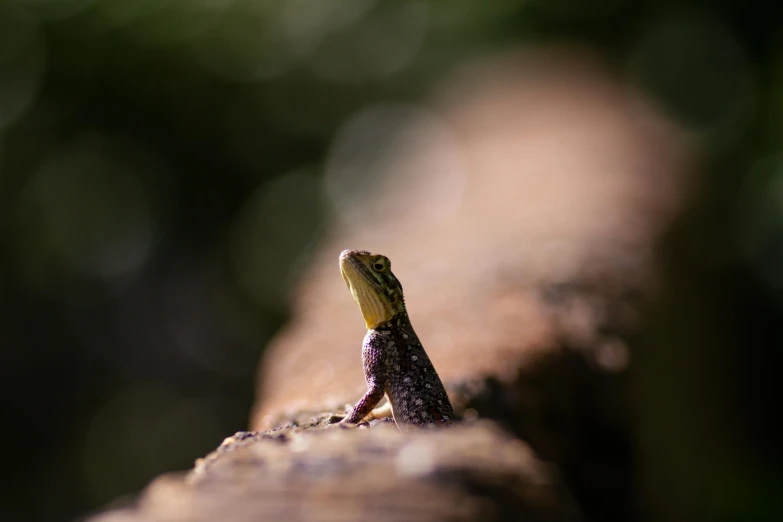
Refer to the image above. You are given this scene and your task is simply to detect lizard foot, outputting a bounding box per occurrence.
[366,401,393,421]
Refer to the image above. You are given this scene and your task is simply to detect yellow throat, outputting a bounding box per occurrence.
[339,249,405,329]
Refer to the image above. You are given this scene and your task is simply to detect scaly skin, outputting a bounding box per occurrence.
[339,249,455,428]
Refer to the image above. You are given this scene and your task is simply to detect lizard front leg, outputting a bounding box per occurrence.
[341,338,388,424]
[341,383,385,424]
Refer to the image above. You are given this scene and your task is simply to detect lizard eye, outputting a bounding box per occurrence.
[372,257,387,272]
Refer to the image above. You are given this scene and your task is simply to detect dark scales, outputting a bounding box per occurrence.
[343,312,455,427]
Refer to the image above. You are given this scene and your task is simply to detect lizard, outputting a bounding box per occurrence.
[338,249,455,429]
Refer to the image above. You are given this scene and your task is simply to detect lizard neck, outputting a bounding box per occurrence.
[369,312,420,345]
[371,311,411,332]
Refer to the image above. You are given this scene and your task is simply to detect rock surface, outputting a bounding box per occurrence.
[90,420,580,522]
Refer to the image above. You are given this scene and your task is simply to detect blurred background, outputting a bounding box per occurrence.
[0,0,781,521]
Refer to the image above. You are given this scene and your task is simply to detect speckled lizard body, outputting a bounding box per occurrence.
[339,249,455,429]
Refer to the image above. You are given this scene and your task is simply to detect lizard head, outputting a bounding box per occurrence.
[339,249,405,329]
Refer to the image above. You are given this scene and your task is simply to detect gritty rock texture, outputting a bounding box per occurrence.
[90,421,580,522]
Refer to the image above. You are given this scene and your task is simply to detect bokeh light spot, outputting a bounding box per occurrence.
[191,0,294,82]
[280,0,378,57]
[308,0,429,82]
[595,336,630,373]
[324,104,466,234]
[13,135,158,295]
[629,9,755,144]
[94,0,173,28]
[122,0,233,48]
